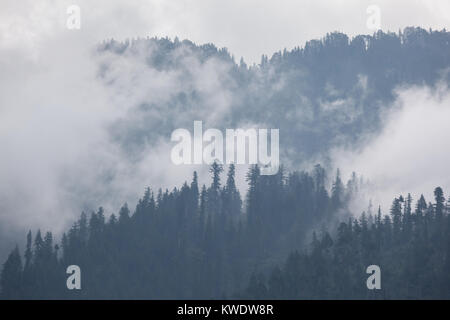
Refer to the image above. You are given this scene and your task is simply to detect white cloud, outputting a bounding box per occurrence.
[0,1,242,240]
[334,82,450,214]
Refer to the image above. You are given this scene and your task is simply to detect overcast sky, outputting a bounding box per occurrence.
[1,0,449,63]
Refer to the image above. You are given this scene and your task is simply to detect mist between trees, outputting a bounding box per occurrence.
[1,163,449,299]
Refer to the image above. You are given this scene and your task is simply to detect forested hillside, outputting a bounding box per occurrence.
[102,27,450,165]
[244,188,450,299]
[1,164,358,299]
[2,164,449,299]
[2,27,450,300]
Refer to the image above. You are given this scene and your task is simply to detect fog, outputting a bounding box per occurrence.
[334,82,450,215]
[1,0,450,261]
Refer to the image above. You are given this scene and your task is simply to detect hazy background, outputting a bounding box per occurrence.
[1,0,450,262]
[2,0,449,63]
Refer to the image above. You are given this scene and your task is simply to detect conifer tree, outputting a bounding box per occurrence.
[0,246,23,299]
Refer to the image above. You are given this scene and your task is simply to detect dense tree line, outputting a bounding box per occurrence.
[1,164,357,299]
[244,188,450,299]
[2,165,449,299]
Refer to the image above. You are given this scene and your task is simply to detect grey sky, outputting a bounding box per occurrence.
[1,0,449,63]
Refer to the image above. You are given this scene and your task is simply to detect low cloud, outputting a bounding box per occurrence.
[0,2,241,257]
[333,82,450,214]
[1,0,450,260]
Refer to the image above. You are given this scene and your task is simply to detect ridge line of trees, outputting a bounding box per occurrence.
[1,164,356,299]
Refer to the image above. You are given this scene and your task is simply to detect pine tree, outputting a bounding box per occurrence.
[24,231,33,270]
[207,161,223,216]
[331,169,344,210]
[390,198,402,241]
[118,203,131,224]
[416,194,427,216]
[403,193,412,239]
[222,164,242,220]
[434,187,445,221]
[0,246,23,299]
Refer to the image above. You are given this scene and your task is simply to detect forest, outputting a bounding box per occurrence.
[1,163,449,299]
[101,27,450,167]
[2,27,450,300]
[244,188,450,299]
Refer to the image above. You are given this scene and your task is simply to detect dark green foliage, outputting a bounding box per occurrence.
[0,247,22,299]
[245,190,450,299]
[0,164,355,299]
[1,164,449,299]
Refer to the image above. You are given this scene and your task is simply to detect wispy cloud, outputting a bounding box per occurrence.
[333,81,450,214]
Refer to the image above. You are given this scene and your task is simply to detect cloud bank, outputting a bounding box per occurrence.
[334,82,450,214]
